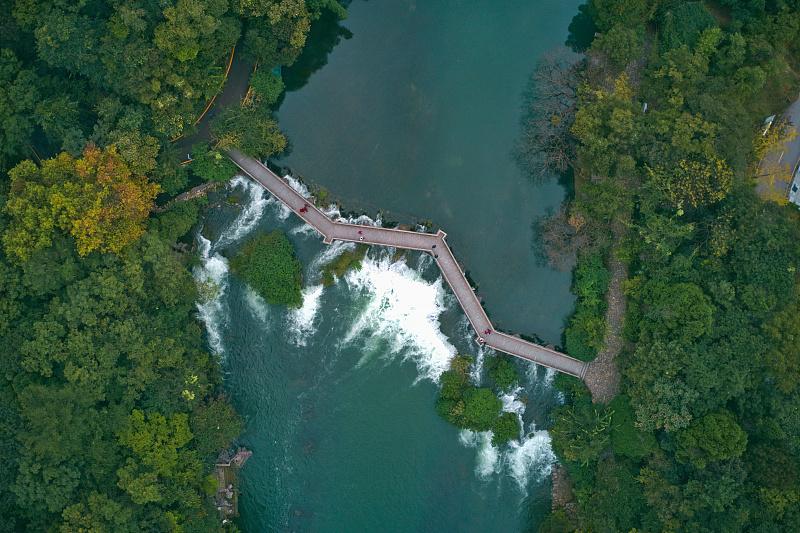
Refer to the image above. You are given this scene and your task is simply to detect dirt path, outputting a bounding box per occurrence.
[551,464,576,513]
[584,227,627,403]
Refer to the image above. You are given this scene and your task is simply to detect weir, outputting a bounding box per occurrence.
[226,149,590,380]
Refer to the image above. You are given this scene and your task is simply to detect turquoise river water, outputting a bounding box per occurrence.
[195,1,581,531]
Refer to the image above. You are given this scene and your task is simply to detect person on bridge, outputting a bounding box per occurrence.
[299,203,309,213]
[484,328,492,335]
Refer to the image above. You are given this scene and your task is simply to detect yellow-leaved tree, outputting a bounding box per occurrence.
[3,145,160,261]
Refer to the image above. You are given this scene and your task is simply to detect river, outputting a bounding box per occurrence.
[195,1,580,531]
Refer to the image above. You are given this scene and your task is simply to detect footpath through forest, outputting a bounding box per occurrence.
[582,224,627,403]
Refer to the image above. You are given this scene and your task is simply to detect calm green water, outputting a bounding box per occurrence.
[198,2,580,531]
[277,0,579,340]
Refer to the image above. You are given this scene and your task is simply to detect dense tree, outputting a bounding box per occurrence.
[116,410,198,506]
[0,0,342,528]
[230,230,303,307]
[676,410,747,469]
[191,143,240,182]
[211,100,287,157]
[591,25,644,69]
[540,2,800,530]
[487,355,520,392]
[571,74,640,178]
[0,49,40,171]
[3,145,159,260]
[190,398,244,459]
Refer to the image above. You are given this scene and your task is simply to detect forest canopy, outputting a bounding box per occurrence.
[535,1,800,531]
[0,0,343,530]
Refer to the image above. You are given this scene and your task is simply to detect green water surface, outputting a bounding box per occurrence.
[211,1,581,531]
[277,0,580,341]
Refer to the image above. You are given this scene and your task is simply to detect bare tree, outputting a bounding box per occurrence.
[516,47,582,180]
[535,205,590,271]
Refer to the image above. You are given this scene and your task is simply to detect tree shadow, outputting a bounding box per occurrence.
[282,8,354,92]
[565,2,597,53]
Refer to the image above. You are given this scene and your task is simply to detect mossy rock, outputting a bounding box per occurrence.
[320,245,368,286]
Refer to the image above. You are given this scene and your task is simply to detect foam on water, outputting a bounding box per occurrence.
[290,222,318,237]
[460,424,556,491]
[471,349,486,384]
[457,377,556,492]
[500,386,526,416]
[196,171,559,494]
[194,234,230,355]
[194,174,275,354]
[288,284,324,346]
[459,430,500,478]
[341,252,456,382]
[285,175,311,198]
[506,429,556,488]
[309,240,356,278]
[527,365,563,404]
[244,286,270,323]
[216,176,269,247]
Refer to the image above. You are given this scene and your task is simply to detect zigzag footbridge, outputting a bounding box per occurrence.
[227,149,590,381]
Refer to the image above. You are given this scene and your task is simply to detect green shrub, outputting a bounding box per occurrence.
[609,395,657,459]
[436,355,473,425]
[538,509,573,533]
[550,398,613,466]
[564,252,610,360]
[660,2,717,51]
[230,231,302,307]
[491,412,521,445]
[201,474,218,497]
[462,387,502,432]
[190,143,238,182]
[320,245,367,286]
[250,70,285,107]
[435,356,517,443]
[487,355,519,392]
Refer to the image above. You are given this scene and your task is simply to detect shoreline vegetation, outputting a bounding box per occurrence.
[0,0,345,530]
[530,1,800,531]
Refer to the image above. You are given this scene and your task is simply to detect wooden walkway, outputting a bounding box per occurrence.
[227,149,589,379]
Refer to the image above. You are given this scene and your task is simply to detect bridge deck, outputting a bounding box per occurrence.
[227,149,589,379]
